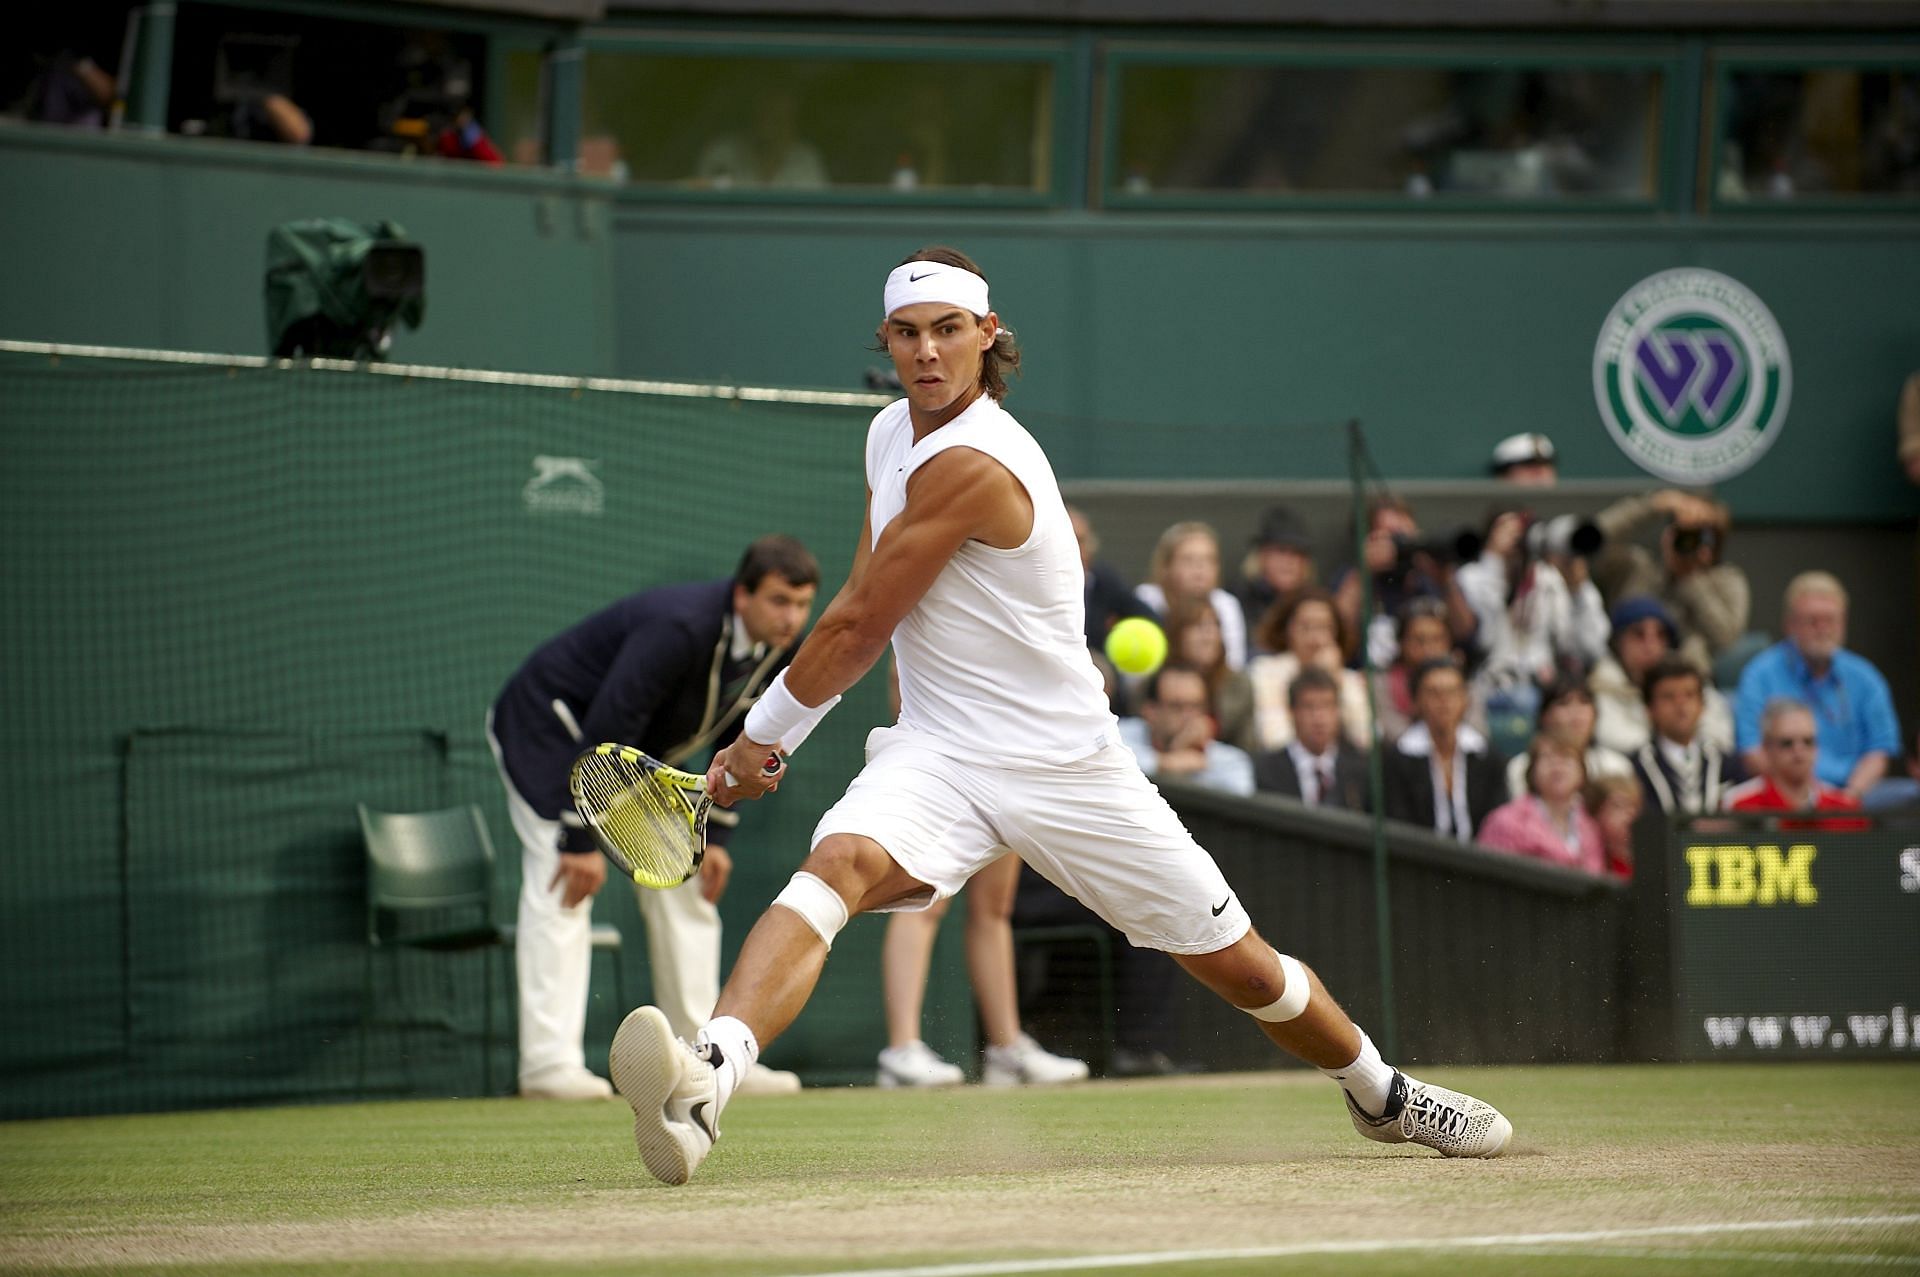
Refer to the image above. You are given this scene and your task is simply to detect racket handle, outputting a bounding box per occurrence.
[721,755,785,789]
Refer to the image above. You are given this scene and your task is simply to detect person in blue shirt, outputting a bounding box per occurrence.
[1118,663,1256,796]
[1734,571,1901,800]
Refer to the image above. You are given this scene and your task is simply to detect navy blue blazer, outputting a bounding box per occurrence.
[491,579,794,852]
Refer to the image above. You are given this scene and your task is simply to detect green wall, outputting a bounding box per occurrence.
[608,207,1920,523]
[0,352,964,1116]
[0,127,617,376]
[2,125,1912,524]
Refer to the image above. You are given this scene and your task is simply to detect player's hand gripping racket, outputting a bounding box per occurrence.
[569,744,783,889]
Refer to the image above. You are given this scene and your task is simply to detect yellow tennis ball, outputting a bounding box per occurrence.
[1105,617,1168,676]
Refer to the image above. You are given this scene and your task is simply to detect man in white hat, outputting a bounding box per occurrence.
[1490,432,1558,487]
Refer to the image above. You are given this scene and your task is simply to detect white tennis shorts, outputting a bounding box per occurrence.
[811,726,1252,954]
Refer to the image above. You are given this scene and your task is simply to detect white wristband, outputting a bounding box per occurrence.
[743,670,841,755]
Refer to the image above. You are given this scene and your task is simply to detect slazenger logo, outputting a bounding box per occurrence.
[522,455,604,516]
[1592,268,1791,484]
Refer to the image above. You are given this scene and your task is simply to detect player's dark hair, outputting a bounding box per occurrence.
[872,245,1023,400]
[1287,664,1339,711]
[1641,655,1705,709]
[735,534,819,592]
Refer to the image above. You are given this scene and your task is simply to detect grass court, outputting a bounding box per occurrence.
[3,1063,1916,1276]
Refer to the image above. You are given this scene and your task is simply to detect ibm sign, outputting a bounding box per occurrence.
[1673,830,1920,1058]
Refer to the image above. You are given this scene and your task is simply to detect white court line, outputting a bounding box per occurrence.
[775,1214,1920,1277]
[1499,1246,1920,1268]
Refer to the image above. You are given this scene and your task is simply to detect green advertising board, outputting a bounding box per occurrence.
[1673,818,1920,1059]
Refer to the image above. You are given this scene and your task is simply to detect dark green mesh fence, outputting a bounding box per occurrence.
[0,346,950,1117]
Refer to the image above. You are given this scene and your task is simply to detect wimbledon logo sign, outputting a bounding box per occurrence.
[1592,268,1791,485]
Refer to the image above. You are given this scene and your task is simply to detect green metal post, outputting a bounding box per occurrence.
[128,3,176,135]
[545,37,583,172]
[1349,419,1398,1060]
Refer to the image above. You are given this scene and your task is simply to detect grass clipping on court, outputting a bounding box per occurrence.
[1,1065,1916,1276]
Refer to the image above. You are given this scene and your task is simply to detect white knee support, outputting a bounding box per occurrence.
[772,871,850,949]
[1244,951,1311,1023]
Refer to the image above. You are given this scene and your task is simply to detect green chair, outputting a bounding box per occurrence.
[356,803,625,1097]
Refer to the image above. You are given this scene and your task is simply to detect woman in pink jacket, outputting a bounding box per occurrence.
[1477,730,1607,876]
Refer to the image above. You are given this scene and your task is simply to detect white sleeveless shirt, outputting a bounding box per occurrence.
[866,395,1118,763]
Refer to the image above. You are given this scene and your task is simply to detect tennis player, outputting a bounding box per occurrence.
[611,247,1513,1184]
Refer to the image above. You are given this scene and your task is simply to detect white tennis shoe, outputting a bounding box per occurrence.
[1345,1070,1513,1158]
[875,1039,965,1088]
[610,1006,717,1185]
[980,1033,1091,1086]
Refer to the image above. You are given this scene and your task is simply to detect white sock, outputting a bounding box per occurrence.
[694,1016,759,1112]
[1320,1029,1396,1116]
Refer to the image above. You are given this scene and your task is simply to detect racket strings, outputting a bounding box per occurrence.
[574,757,699,886]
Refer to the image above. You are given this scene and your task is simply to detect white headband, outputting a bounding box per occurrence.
[883,261,990,320]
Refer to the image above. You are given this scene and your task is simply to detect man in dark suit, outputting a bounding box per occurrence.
[488,535,818,1098]
[1383,659,1507,841]
[1631,656,1745,816]
[1253,666,1370,811]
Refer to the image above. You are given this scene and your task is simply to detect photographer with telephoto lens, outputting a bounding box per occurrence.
[1330,495,1480,671]
[1592,488,1750,672]
[1456,503,1610,759]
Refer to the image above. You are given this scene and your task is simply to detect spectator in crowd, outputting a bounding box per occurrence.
[1478,730,1608,876]
[1590,595,1734,757]
[1734,572,1901,799]
[1370,596,1486,745]
[378,30,498,163]
[1070,504,1154,652]
[1585,773,1643,881]
[1251,667,1370,811]
[1489,432,1558,487]
[1631,656,1747,817]
[1118,663,1256,796]
[1164,595,1255,751]
[1384,659,1506,841]
[1592,489,1751,670]
[1330,495,1479,671]
[1725,698,1863,815]
[1504,676,1632,801]
[1247,587,1371,752]
[1135,521,1250,670]
[436,104,503,163]
[14,48,114,126]
[1234,504,1317,654]
[212,90,312,145]
[1457,504,1610,757]
[1864,724,1920,811]
[694,84,827,188]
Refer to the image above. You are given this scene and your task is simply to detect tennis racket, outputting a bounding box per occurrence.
[568,744,782,889]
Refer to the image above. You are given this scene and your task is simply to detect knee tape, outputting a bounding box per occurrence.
[772,871,850,949]
[1244,951,1311,1023]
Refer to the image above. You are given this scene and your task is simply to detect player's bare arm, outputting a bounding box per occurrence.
[710,449,1027,800]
